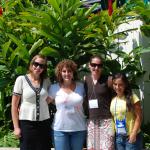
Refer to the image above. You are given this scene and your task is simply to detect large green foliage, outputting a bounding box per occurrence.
[0,0,150,147]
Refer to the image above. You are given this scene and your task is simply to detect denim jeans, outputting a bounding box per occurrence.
[115,132,143,150]
[53,130,87,150]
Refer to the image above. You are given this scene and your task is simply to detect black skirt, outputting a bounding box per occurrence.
[20,119,51,150]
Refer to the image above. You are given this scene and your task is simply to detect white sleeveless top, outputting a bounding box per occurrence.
[48,82,87,131]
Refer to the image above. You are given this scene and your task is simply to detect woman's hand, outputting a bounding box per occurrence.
[13,127,21,139]
[46,96,53,104]
[11,95,21,139]
[128,131,136,143]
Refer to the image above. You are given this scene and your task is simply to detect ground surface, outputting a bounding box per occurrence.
[0,148,54,150]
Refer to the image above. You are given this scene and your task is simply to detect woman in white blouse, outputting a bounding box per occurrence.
[48,59,87,150]
[11,54,51,150]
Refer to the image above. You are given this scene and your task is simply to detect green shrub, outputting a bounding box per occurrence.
[0,128,19,147]
[142,122,150,149]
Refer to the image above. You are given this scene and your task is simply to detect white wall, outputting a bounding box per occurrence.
[116,19,150,124]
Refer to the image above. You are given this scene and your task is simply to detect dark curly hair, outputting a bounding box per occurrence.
[55,59,78,83]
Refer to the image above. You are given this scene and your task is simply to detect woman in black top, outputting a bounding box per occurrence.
[84,55,114,150]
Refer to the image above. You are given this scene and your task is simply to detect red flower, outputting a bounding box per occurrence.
[0,7,3,16]
[108,0,113,16]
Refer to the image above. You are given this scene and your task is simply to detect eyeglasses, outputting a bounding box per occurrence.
[32,62,46,69]
[90,63,103,68]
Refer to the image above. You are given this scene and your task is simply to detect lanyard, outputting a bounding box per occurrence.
[114,97,127,119]
[114,97,127,135]
[89,78,98,100]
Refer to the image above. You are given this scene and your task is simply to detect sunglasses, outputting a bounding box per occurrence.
[32,62,46,69]
[90,63,103,68]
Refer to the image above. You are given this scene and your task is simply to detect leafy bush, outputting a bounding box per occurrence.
[0,128,19,147]
[142,122,150,149]
[0,0,150,148]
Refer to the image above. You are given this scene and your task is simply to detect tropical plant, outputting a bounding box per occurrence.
[125,0,150,37]
[142,122,150,149]
[0,128,19,147]
[0,0,150,147]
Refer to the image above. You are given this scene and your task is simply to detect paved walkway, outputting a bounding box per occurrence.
[0,148,147,150]
[0,148,55,150]
[0,147,19,150]
[0,147,54,150]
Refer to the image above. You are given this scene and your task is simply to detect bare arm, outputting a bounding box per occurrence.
[129,101,142,143]
[11,95,21,138]
[107,75,113,88]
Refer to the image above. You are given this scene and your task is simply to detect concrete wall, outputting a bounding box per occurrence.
[141,52,150,124]
[116,19,150,124]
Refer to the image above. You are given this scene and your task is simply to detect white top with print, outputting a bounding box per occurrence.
[49,82,87,131]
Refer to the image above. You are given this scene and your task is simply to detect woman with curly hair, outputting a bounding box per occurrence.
[110,73,143,150]
[48,59,87,150]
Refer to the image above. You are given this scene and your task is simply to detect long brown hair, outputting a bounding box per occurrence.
[28,54,48,80]
[112,73,133,111]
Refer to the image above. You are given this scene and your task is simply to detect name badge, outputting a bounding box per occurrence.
[89,99,98,109]
[116,118,127,135]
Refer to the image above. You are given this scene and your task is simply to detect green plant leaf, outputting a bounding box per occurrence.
[47,0,61,14]
[0,65,9,72]
[29,39,44,55]
[84,3,99,17]
[140,47,150,54]
[1,40,11,59]
[140,25,150,37]
[40,46,60,58]
[0,78,10,89]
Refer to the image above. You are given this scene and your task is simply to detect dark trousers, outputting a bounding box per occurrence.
[20,119,51,150]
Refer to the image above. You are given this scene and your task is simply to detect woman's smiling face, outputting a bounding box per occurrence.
[113,78,126,97]
[31,57,46,75]
[89,57,103,76]
[61,67,73,82]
